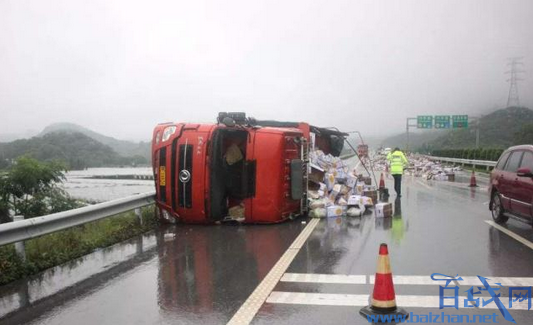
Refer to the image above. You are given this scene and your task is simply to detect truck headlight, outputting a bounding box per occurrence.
[162,126,176,142]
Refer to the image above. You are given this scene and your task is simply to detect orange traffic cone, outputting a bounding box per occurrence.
[360,243,408,321]
[379,173,385,190]
[469,170,478,187]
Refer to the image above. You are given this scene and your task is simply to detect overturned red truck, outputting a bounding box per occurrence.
[152,112,347,224]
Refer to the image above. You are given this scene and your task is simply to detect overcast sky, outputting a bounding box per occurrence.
[1,0,532,141]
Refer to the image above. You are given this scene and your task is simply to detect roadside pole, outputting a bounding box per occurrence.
[13,215,27,261]
[405,118,417,153]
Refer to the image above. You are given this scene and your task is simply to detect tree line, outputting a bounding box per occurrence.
[0,156,81,223]
[430,148,505,161]
[0,131,148,170]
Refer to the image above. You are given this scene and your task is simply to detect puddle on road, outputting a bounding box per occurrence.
[0,233,157,319]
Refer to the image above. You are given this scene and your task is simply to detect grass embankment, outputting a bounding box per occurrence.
[0,206,157,286]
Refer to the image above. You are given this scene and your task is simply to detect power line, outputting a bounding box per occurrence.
[505,57,525,107]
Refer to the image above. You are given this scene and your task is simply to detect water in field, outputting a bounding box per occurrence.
[62,167,155,202]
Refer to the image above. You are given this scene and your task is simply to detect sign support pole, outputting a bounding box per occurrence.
[405,118,417,153]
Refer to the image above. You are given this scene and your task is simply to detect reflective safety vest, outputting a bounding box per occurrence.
[387,150,408,175]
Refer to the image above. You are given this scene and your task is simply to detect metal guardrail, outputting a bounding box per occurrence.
[427,156,497,168]
[0,191,156,247]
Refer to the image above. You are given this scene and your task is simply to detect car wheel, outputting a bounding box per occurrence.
[491,191,508,224]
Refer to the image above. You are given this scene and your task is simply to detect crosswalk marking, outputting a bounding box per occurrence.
[370,275,533,286]
[281,273,366,284]
[280,273,533,286]
[267,292,532,310]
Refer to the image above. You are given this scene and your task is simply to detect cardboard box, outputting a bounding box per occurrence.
[355,182,365,195]
[363,190,378,204]
[346,175,357,189]
[347,195,363,206]
[361,196,374,207]
[340,185,351,195]
[337,197,348,206]
[375,202,393,218]
[309,164,325,184]
[327,205,346,217]
[335,173,347,184]
[329,184,342,201]
[325,173,336,191]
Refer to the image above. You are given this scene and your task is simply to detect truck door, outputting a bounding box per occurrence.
[246,129,304,223]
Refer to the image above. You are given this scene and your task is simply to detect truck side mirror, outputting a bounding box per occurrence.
[517,167,533,177]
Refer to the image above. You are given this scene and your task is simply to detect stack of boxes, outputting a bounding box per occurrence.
[308,150,375,218]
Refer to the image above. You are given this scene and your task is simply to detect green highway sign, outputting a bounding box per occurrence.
[452,115,469,128]
[434,115,451,129]
[417,115,433,129]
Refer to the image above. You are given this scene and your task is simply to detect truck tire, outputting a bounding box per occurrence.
[491,191,508,224]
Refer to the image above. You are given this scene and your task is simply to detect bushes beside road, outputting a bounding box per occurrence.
[0,206,157,286]
[430,148,504,161]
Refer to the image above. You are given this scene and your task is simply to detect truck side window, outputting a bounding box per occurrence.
[504,151,523,173]
[519,151,533,170]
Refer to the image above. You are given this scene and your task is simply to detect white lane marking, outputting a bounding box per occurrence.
[281,273,366,284]
[485,220,533,251]
[280,273,533,286]
[266,292,532,310]
[226,218,320,325]
[482,201,490,206]
[415,179,433,190]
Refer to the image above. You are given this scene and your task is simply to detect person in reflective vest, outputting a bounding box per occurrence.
[386,147,408,197]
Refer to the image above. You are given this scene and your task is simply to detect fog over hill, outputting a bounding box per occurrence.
[378,106,533,151]
[39,123,150,159]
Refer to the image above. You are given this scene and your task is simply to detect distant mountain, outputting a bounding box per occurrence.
[0,132,146,169]
[39,123,150,159]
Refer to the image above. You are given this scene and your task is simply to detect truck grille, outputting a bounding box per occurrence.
[178,143,193,208]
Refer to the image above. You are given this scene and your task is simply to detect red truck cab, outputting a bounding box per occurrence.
[152,119,307,224]
[152,113,346,224]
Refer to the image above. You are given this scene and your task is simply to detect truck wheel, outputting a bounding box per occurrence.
[491,192,508,224]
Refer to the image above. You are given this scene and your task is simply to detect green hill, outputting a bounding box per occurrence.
[0,132,147,169]
[378,107,533,152]
[423,107,533,151]
[39,123,150,159]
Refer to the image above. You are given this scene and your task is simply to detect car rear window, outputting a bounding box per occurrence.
[504,151,523,172]
[520,151,533,170]
[495,152,510,170]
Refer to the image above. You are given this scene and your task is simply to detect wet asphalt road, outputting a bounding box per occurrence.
[1,173,533,324]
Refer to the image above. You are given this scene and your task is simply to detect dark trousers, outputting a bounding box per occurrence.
[392,174,402,196]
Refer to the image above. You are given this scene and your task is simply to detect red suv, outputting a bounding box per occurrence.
[489,145,533,226]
